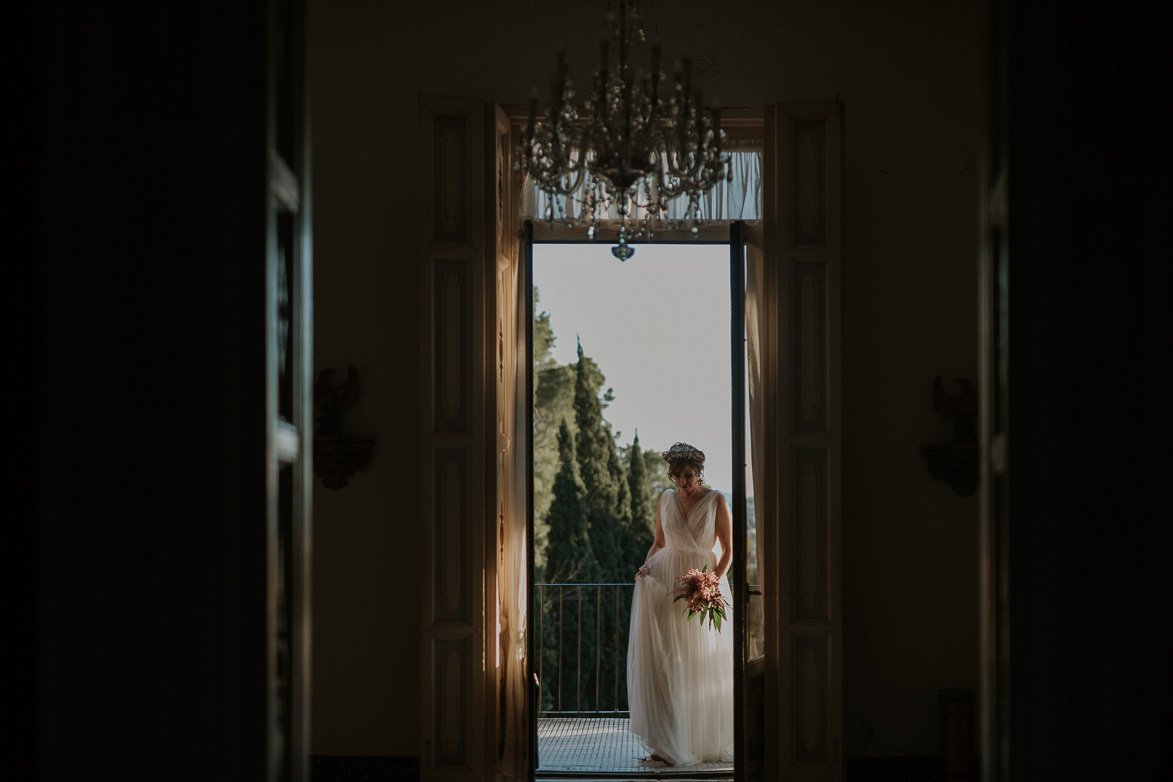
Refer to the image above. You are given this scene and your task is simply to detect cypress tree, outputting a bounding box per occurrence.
[545,417,611,709]
[573,339,620,579]
[599,426,633,710]
[540,419,596,709]
[544,419,594,584]
[627,430,655,555]
[643,447,673,504]
[606,425,633,584]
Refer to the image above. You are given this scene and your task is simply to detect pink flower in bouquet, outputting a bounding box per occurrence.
[674,567,729,631]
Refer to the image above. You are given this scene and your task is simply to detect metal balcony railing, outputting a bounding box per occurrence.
[536,582,634,716]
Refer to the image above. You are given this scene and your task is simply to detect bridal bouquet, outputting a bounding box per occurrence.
[675,567,729,631]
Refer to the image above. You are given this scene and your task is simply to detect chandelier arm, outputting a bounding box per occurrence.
[618,3,635,177]
[650,43,661,104]
[539,122,595,181]
[534,157,587,199]
[554,126,596,198]
[660,139,702,186]
[664,116,720,182]
[654,171,687,201]
[549,139,586,179]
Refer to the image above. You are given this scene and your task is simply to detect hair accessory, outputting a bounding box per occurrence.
[660,442,706,465]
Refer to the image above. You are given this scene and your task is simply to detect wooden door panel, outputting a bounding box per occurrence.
[769,101,843,781]
[418,94,496,782]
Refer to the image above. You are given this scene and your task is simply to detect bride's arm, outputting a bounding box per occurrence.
[713,495,733,579]
[637,497,668,578]
[646,499,667,560]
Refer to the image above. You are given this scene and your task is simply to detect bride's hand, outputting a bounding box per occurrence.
[635,564,650,580]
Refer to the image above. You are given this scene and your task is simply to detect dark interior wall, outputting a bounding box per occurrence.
[998,0,1173,778]
[307,0,985,758]
[20,2,275,779]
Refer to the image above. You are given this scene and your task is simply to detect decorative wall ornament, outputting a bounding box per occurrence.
[921,376,979,496]
[312,365,374,490]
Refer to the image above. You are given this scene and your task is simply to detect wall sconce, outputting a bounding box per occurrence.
[312,365,374,490]
[921,376,978,497]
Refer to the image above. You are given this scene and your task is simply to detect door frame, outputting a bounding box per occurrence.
[523,225,750,781]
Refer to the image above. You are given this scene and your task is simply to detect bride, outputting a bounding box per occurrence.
[627,442,735,766]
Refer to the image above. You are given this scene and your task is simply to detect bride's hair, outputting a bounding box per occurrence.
[662,441,705,483]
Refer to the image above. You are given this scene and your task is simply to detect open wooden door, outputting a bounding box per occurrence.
[418,96,527,782]
[418,94,493,782]
[735,220,769,782]
[522,220,539,782]
[491,104,531,782]
[765,101,844,781]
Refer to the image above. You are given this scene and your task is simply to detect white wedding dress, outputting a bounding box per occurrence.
[627,489,735,765]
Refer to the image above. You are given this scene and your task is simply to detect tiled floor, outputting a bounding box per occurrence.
[537,716,734,779]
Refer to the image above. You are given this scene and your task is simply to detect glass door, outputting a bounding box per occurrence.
[526,224,745,779]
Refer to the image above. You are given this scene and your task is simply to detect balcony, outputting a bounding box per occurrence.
[535,582,734,778]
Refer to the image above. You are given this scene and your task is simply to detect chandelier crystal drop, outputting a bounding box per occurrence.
[518,0,731,260]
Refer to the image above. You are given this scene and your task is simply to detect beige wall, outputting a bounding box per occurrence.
[307,0,984,759]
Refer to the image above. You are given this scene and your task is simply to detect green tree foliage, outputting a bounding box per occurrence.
[532,296,672,712]
[573,339,621,582]
[543,419,594,584]
[540,419,603,711]
[606,424,634,583]
[531,291,557,579]
[643,448,675,503]
[626,430,655,557]
[599,422,636,710]
[532,290,607,581]
[622,442,673,526]
[533,289,555,373]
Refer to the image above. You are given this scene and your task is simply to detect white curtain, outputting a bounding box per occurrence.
[520,143,762,225]
[498,259,529,779]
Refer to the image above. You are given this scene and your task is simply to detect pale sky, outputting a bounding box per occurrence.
[534,241,745,494]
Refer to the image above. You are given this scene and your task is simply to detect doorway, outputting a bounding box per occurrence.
[527,233,754,779]
[416,98,842,782]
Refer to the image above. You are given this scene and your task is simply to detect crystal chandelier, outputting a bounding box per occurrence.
[519,0,730,260]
